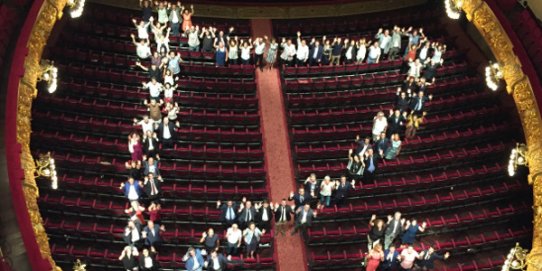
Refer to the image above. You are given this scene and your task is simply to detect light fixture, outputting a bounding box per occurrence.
[502,243,528,271]
[37,60,58,94]
[508,143,527,177]
[485,62,504,91]
[445,0,463,19]
[67,0,86,18]
[73,259,87,271]
[34,152,58,189]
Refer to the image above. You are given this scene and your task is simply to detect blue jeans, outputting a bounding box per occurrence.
[171,22,180,36]
[367,57,377,64]
[320,195,331,207]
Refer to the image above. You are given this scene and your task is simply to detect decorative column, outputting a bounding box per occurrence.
[453,0,542,270]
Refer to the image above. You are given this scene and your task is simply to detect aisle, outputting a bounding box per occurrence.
[252,19,309,271]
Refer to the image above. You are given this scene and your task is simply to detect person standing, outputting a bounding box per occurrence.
[266,38,279,69]
[381,245,401,271]
[205,250,228,271]
[225,223,242,259]
[183,247,205,271]
[418,246,450,271]
[291,203,316,242]
[181,4,194,32]
[365,243,384,271]
[368,214,385,252]
[384,212,403,249]
[273,200,293,236]
[400,245,421,271]
[243,222,265,259]
[200,228,220,253]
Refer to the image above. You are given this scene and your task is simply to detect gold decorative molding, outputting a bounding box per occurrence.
[17,0,69,270]
[453,0,542,270]
[88,0,427,19]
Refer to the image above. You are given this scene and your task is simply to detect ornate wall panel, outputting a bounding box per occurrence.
[15,0,68,270]
[453,0,542,270]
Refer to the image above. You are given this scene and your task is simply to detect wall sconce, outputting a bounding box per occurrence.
[485,62,504,91]
[502,243,528,271]
[508,143,527,177]
[445,0,463,19]
[34,152,58,189]
[67,0,86,18]
[37,60,58,94]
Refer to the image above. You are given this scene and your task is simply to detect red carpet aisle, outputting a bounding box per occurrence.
[251,19,309,271]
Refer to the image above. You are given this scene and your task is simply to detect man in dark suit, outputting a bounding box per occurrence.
[334,175,354,207]
[237,200,256,229]
[217,200,239,227]
[303,173,319,207]
[273,199,294,236]
[387,109,406,136]
[409,90,432,116]
[396,90,411,113]
[309,39,323,66]
[363,149,378,184]
[156,117,177,149]
[291,203,316,242]
[288,187,310,211]
[255,200,273,231]
[384,212,403,249]
[205,250,228,271]
[355,135,372,157]
[374,132,390,159]
[418,246,450,270]
[143,131,160,159]
[381,245,401,271]
[142,220,163,248]
[143,173,162,203]
[143,156,160,176]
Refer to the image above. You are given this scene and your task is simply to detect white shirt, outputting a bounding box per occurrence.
[188,31,200,47]
[128,184,139,200]
[301,210,308,224]
[372,117,388,135]
[408,62,422,78]
[137,23,150,40]
[241,47,251,60]
[368,46,381,60]
[356,45,366,61]
[419,47,429,60]
[379,35,391,50]
[296,44,309,61]
[171,11,179,23]
[139,119,155,134]
[144,256,153,268]
[145,82,163,98]
[255,42,266,55]
[163,124,171,139]
[345,46,354,60]
[226,228,242,244]
[164,87,174,99]
[261,208,269,221]
[212,257,220,269]
[136,44,151,59]
[320,182,334,196]
[281,43,296,61]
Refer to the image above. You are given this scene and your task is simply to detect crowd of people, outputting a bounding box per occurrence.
[116,1,453,270]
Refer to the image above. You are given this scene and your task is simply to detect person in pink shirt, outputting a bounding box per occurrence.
[400,245,422,270]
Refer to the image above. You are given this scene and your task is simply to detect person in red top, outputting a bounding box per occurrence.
[147,201,162,224]
[366,243,384,271]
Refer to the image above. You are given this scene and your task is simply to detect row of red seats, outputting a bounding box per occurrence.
[61,80,258,107]
[48,151,266,179]
[51,243,274,270]
[286,76,482,106]
[283,64,469,92]
[33,111,262,143]
[53,46,256,77]
[297,141,506,176]
[282,50,459,77]
[33,130,264,160]
[273,8,438,36]
[308,201,529,243]
[309,225,529,267]
[293,123,509,156]
[57,174,268,197]
[37,95,260,125]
